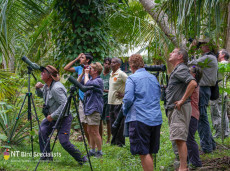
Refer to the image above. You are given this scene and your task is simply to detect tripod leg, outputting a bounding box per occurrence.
[31,95,45,145]
[73,96,93,171]
[27,92,34,159]
[8,94,27,143]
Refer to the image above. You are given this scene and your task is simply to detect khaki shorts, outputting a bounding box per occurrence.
[86,112,101,126]
[168,103,191,141]
[79,100,87,123]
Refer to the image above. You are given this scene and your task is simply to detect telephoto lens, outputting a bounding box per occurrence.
[144,64,166,72]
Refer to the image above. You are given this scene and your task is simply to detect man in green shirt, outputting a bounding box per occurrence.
[99,58,112,143]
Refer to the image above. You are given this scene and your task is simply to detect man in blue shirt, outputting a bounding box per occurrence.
[64,53,93,144]
[123,54,162,171]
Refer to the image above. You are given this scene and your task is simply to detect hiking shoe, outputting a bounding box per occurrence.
[173,160,180,169]
[79,155,88,165]
[188,164,202,170]
[88,149,95,157]
[95,151,103,158]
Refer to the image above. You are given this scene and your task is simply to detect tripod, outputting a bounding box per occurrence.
[8,66,44,158]
[35,86,93,171]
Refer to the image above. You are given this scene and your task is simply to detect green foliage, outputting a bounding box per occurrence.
[0,102,229,170]
[157,0,230,47]
[0,71,37,145]
[0,70,25,100]
[0,0,49,70]
[218,63,230,73]
[0,100,30,145]
[107,0,174,62]
[52,0,113,68]
[218,63,230,94]
[197,58,212,69]
[0,134,7,141]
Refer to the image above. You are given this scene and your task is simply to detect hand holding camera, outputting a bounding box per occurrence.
[85,66,90,75]
[47,115,53,122]
[116,91,124,99]
[42,104,50,117]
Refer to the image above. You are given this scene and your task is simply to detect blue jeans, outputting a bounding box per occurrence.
[39,115,85,164]
[198,86,216,153]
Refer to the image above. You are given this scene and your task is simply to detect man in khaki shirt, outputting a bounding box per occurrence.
[108,57,128,146]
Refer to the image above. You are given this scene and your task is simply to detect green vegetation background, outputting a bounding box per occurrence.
[0,99,229,171]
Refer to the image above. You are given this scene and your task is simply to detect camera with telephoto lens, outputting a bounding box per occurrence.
[144,64,166,72]
[81,64,91,69]
[42,104,50,117]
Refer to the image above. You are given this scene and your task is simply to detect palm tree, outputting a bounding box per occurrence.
[0,0,52,71]
[139,0,230,50]
[108,0,174,64]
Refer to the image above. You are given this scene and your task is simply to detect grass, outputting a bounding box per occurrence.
[0,102,229,171]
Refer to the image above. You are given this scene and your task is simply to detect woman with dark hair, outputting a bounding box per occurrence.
[187,65,203,169]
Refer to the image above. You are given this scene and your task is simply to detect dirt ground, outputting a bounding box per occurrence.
[194,142,230,171]
[200,156,230,170]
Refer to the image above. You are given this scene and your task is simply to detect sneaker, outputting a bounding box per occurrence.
[173,160,180,169]
[79,155,88,165]
[95,151,103,158]
[88,149,95,157]
[173,156,180,169]
[188,164,202,170]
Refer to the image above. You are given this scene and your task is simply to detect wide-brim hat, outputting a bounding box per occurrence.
[40,65,60,81]
[198,38,210,44]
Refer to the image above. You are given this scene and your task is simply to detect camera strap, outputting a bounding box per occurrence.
[44,81,55,105]
[45,90,50,105]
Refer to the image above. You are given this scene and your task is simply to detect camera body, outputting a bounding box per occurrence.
[81,64,91,69]
[42,104,50,117]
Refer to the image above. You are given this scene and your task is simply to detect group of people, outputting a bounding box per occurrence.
[34,38,229,171]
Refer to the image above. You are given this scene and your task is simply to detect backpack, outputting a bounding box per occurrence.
[210,81,219,100]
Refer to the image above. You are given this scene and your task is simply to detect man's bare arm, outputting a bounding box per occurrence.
[64,53,83,72]
[77,70,84,82]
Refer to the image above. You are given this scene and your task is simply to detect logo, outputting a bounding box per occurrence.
[114,77,117,82]
[4,149,10,160]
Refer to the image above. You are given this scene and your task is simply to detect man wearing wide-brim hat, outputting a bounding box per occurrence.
[196,38,217,53]
[35,65,87,164]
[189,38,218,154]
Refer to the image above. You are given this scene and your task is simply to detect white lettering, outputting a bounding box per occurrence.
[11,151,20,157]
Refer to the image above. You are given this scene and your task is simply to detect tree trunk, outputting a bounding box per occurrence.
[139,0,187,48]
[225,3,230,52]
[8,53,15,72]
[2,51,15,72]
[2,55,7,70]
